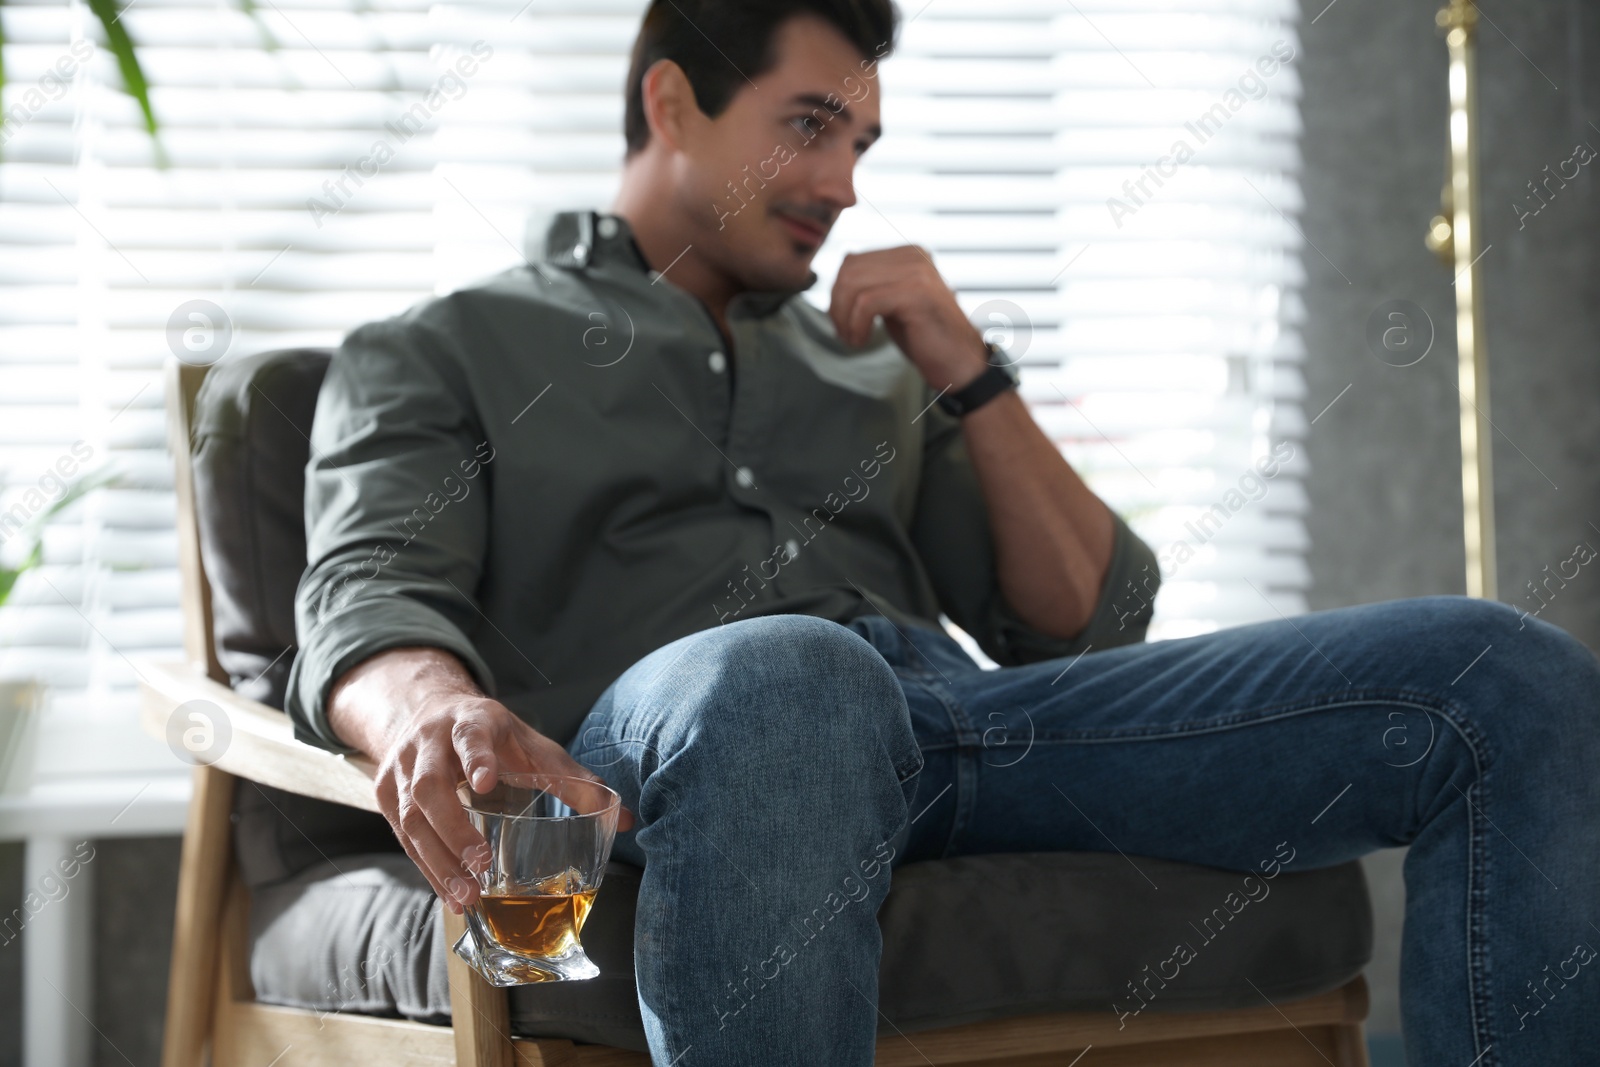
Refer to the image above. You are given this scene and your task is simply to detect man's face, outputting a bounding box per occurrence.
[669,15,884,293]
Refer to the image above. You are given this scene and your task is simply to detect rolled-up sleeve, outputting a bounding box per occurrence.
[908,394,1161,666]
[283,314,498,754]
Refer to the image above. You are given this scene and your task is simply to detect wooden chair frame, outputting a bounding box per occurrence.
[140,356,1371,1066]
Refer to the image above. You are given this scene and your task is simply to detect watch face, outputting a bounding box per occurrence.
[985,341,1021,383]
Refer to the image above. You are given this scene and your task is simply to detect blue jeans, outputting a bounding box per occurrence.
[565,596,1600,1066]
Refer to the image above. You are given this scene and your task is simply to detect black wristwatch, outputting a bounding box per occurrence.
[936,342,1020,417]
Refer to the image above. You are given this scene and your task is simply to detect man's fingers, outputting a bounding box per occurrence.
[451,717,500,794]
[411,770,492,880]
[843,284,896,349]
[509,721,637,832]
[396,789,484,909]
[828,252,871,340]
[375,699,637,913]
[828,286,854,342]
[829,247,928,316]
[829,277,871,346]
[832,258,926,347]
[387,805,463,912]
[375,775,439,894]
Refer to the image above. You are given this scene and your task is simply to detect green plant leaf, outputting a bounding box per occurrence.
[36,465,122,528]
[0,13,10,113]
[0,465,122,609]
[235,0,281,52]
[0,544,41,610]
[0,570,21,609]
[83,0,168,166]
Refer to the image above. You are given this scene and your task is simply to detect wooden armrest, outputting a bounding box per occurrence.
[136,658,381,813]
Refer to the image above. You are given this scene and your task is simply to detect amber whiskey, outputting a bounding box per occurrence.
[477,869,597,958]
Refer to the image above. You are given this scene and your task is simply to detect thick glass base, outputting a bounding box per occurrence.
[452,912,601,986]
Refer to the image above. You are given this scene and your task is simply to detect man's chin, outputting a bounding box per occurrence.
[744,259,819,295]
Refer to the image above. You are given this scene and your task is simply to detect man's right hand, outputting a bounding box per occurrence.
[326,646,636,913]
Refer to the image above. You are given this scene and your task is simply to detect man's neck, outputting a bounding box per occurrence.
[610,191,738,344]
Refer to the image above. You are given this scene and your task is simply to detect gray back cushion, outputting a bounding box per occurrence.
[190,348,400,887]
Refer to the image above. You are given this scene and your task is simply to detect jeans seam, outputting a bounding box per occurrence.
[636,765,690,1046]
[1465,771,1495,1066]
[918,679,978,860]
[1018,684,1502,1061]
[1022,686,1470,741]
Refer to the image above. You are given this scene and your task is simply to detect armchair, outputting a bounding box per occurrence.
[139,350,1374,1065]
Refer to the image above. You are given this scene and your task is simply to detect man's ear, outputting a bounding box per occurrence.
[640,58,701,154]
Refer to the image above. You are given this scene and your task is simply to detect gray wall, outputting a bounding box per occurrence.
[0,838,179,1067]
[0,842,20,1067]
[1299,0,1600,1039]
[91,838,182,1066]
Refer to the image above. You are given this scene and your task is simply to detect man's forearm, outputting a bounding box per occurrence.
[326,646,486,760]
[957,384,1115,640]
[826,246,1116,639]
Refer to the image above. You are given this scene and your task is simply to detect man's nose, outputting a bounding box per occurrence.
[811,152,858,213]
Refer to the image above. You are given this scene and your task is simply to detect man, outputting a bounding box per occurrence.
[266,2,1600,1064]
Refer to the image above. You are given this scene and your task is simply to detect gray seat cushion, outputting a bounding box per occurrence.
[202,349,1371,1045]
[515,854,1369,1047]
[513,853,1369,1048]
[250,850,1370,1051]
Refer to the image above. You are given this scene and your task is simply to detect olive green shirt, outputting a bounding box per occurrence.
[284,209,1161,754]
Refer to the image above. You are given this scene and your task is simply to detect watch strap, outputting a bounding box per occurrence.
[936,346,1019,417]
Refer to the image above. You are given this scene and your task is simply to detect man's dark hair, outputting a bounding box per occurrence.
[623,0,899,159]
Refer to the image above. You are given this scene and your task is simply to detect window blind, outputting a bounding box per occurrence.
[0,0,1308,776]
[801,2,1310,654]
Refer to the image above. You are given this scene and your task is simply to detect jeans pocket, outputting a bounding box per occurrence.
[894,747,925,784]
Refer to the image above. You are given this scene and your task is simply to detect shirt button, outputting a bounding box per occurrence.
[734,466,755,488]
[597,216,619,239]
[708,351,727,373]
[785,538,800,559]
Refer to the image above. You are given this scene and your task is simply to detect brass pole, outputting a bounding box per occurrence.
[1435,0,1497,600]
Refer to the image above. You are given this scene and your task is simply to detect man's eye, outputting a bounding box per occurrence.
[789,116,821,138]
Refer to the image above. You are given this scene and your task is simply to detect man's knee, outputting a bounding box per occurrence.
[666,613,905,730]
[1378,595,1589,676]
[1403,595,1600,759]
[636,615,917,797]
[578,614,914,789]
[706,612,889,677]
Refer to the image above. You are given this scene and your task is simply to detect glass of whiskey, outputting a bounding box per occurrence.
[451,772,621,985]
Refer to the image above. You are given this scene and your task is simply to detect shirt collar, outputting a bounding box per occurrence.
[540,209,816,319]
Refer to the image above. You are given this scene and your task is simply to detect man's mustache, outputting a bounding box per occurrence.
[774,203,833,228]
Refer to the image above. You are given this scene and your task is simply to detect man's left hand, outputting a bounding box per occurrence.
[828,246,990,392]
